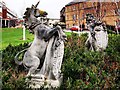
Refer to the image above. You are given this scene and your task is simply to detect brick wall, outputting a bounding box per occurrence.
[65,1,120,28]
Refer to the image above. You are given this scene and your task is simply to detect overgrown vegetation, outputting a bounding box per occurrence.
[1,33,120,89]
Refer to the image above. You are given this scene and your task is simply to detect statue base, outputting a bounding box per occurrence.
[26,74,63,89]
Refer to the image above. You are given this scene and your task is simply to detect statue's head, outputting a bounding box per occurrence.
[86,14,94,22]
[23,2,40,19]
[23,1,40,29]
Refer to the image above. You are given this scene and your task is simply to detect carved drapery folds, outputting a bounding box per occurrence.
[15,1,66,88]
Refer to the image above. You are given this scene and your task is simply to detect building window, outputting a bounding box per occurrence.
[66,7,70,12]
[82,13,85,18]
[104,9,106,15]
[92,2,96,8]
[112,2,114,5]
[73,14,76,21]
[67,24,69,28]
[82,3,84,9]
[69,6,71,11]
[65,7,68,12]
[73,6,76,11]
[67,15,69,20]
[118,9,120,15]
[115,10,118,15]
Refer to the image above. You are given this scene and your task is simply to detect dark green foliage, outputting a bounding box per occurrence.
[2,43,29,71]
[2,43,31,90]
[106,34,120,62]
[61,33,120,89]
[1,33,120,89]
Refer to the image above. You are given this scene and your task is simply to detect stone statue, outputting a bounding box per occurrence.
[85,14,108,51]
[14,1,67,88]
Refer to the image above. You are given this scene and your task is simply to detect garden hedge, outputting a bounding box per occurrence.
[1,33,120,89]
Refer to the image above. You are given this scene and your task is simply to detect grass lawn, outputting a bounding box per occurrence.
[65,32,72,36]
[1,28,34,50]
[1,28,72,50]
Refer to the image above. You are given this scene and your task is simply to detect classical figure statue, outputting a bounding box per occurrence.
[14,1,66,88]
[85,14,108,51]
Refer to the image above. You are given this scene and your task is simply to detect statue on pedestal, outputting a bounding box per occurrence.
[85,14,108,51]
[14,1,67,88]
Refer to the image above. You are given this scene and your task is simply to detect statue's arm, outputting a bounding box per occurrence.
[43,26,60,41]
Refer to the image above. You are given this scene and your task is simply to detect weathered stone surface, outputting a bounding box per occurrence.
[15,1,66,89]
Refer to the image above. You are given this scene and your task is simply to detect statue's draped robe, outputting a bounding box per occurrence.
[86,25,108,51]
[39,29,65,80]
[94,26,108,51]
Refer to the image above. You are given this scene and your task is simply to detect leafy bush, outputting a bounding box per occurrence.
[2,43,29,70]
[1,33,120,89]
[60,33,120,89]
[2,43,31,90]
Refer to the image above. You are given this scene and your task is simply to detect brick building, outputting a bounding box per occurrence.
[0,1,18,28]
[64,0,120,29]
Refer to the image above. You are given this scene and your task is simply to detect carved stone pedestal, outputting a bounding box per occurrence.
[27,74,63,89]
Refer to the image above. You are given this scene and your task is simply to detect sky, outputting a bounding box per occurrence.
[2,0,71,19]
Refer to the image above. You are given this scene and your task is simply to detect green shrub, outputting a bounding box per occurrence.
[61,33,120,89]
[2,43,31,90]
[1,33,120,89]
